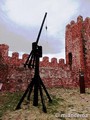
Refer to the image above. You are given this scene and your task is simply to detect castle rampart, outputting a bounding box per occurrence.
[0,16,90,92]
[0,44,75,92]
[65,15,90,88]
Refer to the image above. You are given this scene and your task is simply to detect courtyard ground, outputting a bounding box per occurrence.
[0,87,90,120]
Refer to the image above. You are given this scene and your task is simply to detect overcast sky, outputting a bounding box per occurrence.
[0,0,90,59]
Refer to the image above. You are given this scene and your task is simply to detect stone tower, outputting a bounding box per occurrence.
[0,44,8,88]
[65,16,90,87]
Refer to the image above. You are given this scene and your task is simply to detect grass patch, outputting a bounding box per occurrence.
[47,95,65,114]
[1,88,90,120]
[0,91,64,118]
[0,92,23,118]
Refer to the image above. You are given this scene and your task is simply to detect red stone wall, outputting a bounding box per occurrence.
[0,44,76,92]
[82,17,90,87]
[0,16,90,92]
[65,16,90,88]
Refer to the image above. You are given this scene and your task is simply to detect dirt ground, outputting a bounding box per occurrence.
[1,87,90,120]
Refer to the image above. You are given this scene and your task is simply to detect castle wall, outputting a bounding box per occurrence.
[0,16,90,92]
[65,16,90,88]
[65,16,84,71]
[0,44,78,92]
[82,17,90,87]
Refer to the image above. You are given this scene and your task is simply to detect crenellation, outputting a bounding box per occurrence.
[22,53,29,63]
[12,52,19,59]
[66,24,71,30]
[59,59,64,64]
[51,57,58,67]
[85,17,90,23]
[43,56,49,62]
[66,15,90,88]
[77,15,83,23]
[0,44,9,58]
[40,56,50,67]
[0,15,90,92]
[70,20,75,25]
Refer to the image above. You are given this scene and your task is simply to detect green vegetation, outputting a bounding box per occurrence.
[0,88,90,120]
[0,92,23,118]
[0,91,63,118]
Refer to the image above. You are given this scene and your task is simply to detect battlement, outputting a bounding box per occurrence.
[40,57,65,67]
[0,44,9,57]
[66,16,90,29]
[65,15,90,87]
[0,15,90,92]
[0,44,65,68]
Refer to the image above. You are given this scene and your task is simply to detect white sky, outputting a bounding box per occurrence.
[0,0,90,60]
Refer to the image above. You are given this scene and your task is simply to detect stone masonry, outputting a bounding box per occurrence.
[0,16,90,92]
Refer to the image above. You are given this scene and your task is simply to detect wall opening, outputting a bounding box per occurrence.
[68,52,72,68]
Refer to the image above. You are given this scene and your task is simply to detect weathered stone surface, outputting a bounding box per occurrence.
[65,16,90,88]
[0,16,90,92]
